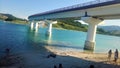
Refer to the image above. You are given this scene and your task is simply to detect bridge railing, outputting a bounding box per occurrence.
[54,0,114,12]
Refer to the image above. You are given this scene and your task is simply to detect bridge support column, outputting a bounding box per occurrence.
[30,21,39,32]
[45,20,57,36]
[47,23,52,36]
[81,17,104,51]
[35,22,39,32]
[30,22,34,30]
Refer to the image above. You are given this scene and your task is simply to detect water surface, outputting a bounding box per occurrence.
[0,21,120,55]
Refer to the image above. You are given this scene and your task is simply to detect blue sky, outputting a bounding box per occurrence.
[0,0,120,26]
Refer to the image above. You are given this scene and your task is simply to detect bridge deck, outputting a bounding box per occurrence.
[28,0,120,19]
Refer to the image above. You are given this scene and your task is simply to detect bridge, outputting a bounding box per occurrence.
[28,0,120,51]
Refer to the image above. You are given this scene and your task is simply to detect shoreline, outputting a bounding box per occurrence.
[21,45,120,68]
[0,45,120,68]
[46,46,120,67]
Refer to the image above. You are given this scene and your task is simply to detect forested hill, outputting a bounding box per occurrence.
[98,26,120,36]
[53,18,88,32]
[0,13,28,24]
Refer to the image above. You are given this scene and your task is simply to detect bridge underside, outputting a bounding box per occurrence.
[29,4,120,21]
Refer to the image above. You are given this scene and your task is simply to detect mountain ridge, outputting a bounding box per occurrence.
[0,13,28,24]
[98,25,120,31]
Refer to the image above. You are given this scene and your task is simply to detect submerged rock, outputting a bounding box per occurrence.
[47,53,57,58]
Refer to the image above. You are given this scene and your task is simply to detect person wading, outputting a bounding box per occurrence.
[114,49,119,62]
[108,49,112,61]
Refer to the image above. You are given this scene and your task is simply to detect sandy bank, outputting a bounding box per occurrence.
[1,45,120,68]
[19,46,120,68]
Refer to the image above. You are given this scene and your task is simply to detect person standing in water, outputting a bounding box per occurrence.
[108,49,112,60]
[114,49,119,62]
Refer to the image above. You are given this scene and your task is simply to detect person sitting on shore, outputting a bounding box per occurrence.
[108,49,112,60]
[54,65,57,68]
[5,48,10,57]
[89,65,94,68]
[114,49,119,62]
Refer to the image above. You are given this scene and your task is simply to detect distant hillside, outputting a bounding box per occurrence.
[0,13,28,24]
[98,26,120,36]
[0,13,8,20]
[98,26,120,31]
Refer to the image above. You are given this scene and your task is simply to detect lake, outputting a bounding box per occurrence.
[0,20,120,55]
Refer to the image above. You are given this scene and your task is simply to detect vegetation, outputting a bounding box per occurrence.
[53,18,88,32]
[97,28,120,36]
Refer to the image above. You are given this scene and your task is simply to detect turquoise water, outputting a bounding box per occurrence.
[0,21,120,55]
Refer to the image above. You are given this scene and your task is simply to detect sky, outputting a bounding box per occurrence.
[0,0,120,26]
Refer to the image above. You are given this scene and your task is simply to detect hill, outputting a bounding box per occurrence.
[0,13,28,24]
[98,26,120,36]
[98,26,120,31]
[53,18,88,32]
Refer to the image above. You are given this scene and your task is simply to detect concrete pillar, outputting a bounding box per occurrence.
[47,23,52,36]
[84,23,97,51]
[47,34,52,44]
[45,20,57,36]
[30,22,34,30]
[35,22,39,32]
[81,17,104,51]
[29,21,39,32]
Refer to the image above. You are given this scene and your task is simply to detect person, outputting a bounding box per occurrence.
[5,48,10,56]
[54,65,57,68]
[89,65,94,68]
[59,63,63,68]
[108,49,112,60]
[114,49,119,62]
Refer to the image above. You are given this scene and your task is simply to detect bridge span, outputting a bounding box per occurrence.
[28,0,120,51]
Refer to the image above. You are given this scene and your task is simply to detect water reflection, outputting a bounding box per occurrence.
[27,27,39,44]
[83,50,94,53]
[46,34,52,45]
[25,27,43,52]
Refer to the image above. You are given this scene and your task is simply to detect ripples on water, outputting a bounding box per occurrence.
[0,21,120,55]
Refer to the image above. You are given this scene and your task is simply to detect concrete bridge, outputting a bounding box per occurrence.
[28,0,120,51]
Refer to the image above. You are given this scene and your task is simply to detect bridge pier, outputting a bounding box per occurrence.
[81,17,104,51]
[29,20,57,35]
[35,22,39,32]
[30,21,34,30]
[30,21,39,32]
[47,23,52,36]
[45,20,57,36]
